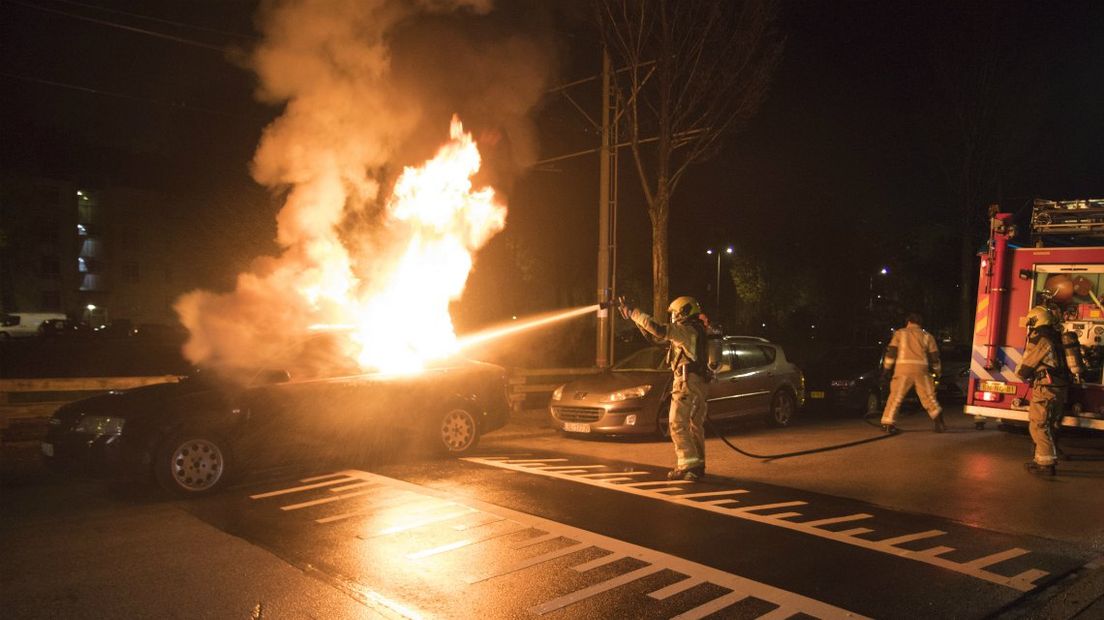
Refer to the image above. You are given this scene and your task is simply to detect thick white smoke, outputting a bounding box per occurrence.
[174,0,553,377]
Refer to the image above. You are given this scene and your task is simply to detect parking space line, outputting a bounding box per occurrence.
[676,490,750,499]
[368,508,478,537]
[280,490,372,511]
[467,542,591,583]
[837,527,873,537]
[406,522,528,560]
[512,531,561,549]
[506,459,569,464]
[578,471,650,478]
[263,470,868,619]
[249,476,358,499]
[299,472,353,483]
[572,552,625,572]
[965,548,1029,569]
[1009,568,1050,588]
[767,512,803,520]
[671,590,748,620]
[700,499,742,506]
[732,501,808,513]
[314,495,444,524]
[462,456,1054,592]
[802,514,873,527]
[539,465,608,471]
[329,481,377,493]
[648,576,705,600]
[878,530,946,546]
[912,545,954,557]
[530,565,665,614]
[623,480,696,488]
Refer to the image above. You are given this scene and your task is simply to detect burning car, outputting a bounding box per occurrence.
[42,360,509,495]
[549,337,804,438]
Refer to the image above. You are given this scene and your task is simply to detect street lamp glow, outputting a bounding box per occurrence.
[706,249,714,255]
[880,267,889,275]
[726,247,734,254]
[86,304,96,311]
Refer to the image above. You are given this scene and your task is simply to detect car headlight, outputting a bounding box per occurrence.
[74,416,126,437]
[551,384,565,401]
[602,385,652,402]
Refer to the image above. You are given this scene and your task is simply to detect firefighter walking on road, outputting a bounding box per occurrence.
[1016,305,1074,476]
[880,313,944,434]
[619,296,711,482]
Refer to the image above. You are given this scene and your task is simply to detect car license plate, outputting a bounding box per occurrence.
[41,442,54,457]
[809,391,826,399]
[563,422,591,433]
[980,380,1016,394]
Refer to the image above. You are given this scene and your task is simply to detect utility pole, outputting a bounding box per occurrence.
[596,49,616,368]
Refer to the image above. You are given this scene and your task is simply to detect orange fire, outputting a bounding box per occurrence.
[309,116,506,374]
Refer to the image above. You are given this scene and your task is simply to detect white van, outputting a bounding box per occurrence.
[0,312,68,339]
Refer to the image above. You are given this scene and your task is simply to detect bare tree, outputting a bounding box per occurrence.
[597,0,782,316]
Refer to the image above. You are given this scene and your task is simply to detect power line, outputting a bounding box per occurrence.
[3,0,231,53]
[44,0,258,41]
[0,71,268,121]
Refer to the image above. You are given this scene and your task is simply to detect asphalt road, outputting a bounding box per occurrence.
[3,404,1103,619]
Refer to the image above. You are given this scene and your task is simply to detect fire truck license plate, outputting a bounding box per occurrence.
[809,391,826,399]
[563,422,591,433]
[980,380,1016,394]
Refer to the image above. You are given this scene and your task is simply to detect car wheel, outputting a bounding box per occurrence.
[863,391,881,416]
[154,432,230,496]
[654,397,672,441]
[431,407,480,455]
[767,389,796,427]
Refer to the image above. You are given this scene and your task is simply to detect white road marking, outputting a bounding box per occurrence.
[671,590,748,620]
[249,477,357,499]
[263,469,868,619]
[368,508,478,537]
[538,465,608,471]
[802,513,873,527]
[648,576,705,600]
[768,512,804,520]
[329,481,377,493]
[965,548,1029,569]
[299,472,353,483]
[512,532,561,549]
[530,565,666,614]
[280,490,373,511]
[572,552,625,572]
[878,530,946,546]
[578,471,651,478]
[675,490,750,499]
[463,456,1052,592]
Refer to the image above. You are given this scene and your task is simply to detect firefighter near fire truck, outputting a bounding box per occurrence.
[879,313,945,434]
[617,295,711,482]
[1015,305,1082,476]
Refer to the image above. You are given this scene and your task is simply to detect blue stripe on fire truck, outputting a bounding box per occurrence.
[970,345,1022,383]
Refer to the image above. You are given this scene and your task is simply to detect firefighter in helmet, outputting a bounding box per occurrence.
[880,312,944,434]
[619,296,711,481]
[1016,305,1073,476]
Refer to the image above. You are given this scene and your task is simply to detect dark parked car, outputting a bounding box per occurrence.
[42,359,510,495]
[549,336,805,438]
[37,319,92,339]
[802,346,884,415]
[803,344,970,415]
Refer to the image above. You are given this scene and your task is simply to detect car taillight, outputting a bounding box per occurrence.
[975,391,1001,402]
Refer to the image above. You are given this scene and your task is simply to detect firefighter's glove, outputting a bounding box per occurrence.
[616,297,632,320]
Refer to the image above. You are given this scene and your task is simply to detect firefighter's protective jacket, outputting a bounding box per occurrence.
[628,309,705,377]
[1017,326,1070,387]
[883,324,941,376]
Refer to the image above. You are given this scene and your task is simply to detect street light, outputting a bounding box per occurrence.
[706,246,734,317]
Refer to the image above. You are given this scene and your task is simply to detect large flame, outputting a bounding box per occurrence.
[310,115,505,374]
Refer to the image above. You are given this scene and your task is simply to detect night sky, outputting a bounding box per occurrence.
[3,0,1103,361]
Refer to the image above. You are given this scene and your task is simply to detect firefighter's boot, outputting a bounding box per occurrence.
[667,465,705,482]
[1024,461,1056,476]
[932,412,946,433]
[882,424,899,434]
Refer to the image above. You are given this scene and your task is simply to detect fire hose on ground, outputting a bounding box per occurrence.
[705,408,900,462]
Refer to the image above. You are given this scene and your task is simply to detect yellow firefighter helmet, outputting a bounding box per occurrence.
[668,296,701,323]
[1025,305,1057,329]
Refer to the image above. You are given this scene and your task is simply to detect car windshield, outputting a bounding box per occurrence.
[613,347,668,371]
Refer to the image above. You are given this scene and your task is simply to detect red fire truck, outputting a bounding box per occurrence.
[967,198,1104,431]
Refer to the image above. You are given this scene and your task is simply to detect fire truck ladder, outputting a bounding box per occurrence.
[1031,198,1104,242]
